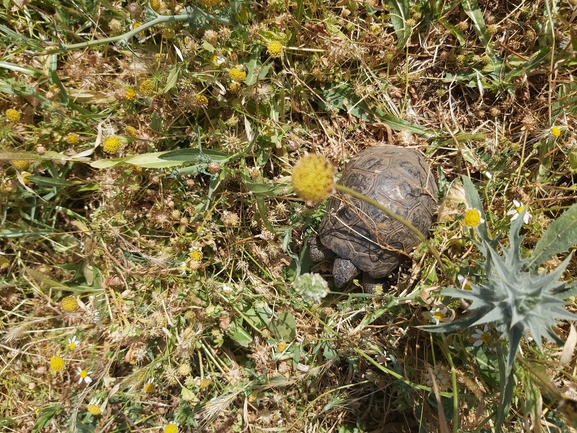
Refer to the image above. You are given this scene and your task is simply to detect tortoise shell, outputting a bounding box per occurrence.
[316,145,438,287]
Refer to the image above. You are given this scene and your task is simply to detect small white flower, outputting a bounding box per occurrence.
[68,336,80,350]
[472,325,491,347]
[507,200,531,224]
[77,367,93,384]
[430,307,448,325]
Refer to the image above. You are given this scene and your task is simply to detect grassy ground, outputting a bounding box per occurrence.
[1,0,577,432]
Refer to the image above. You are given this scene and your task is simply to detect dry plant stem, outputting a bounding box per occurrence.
[35,7,232,55]
[334,184,446,274]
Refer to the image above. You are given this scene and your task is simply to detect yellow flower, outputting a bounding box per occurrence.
[276,340,287,353]
[11,160,29,170]
[195,94,209,107]
[462,208,484,228]
[87,398,102,416]
[77,367,93,384]
[228,82,241,93]
[189,247,203,261]
[138,78,155,96]
[229,66,247,83]
[291,154,335,203]
[5,108,20,123]
[164,422,178,433]
[125,87,137,100]
[143,379,156,393]
[150,0,162,12]
[68,336,80,350]
[21,171,33,185]
[550,126,561,137]
[125,125,137,137]
[50,356,65,372]
[267,41,283,58]
[103,136,122,154]
[210,54,227,68]
[66,133,80,145]
[61,295,79,312]
[198,377,212,389]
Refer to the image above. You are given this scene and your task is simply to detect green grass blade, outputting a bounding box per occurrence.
[461,0,490,51]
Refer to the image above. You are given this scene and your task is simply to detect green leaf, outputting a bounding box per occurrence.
[160,148,232,162]
[32,405,63,433]
[529,203,577,270]
[268,312,296,341]
[227,320,253,347]
[90,152,186,169]
[461,0,490,50]
[385,0,411,48]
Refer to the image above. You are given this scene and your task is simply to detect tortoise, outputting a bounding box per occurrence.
[309,145,438,290]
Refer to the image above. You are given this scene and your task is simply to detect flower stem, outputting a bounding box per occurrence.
[334,184,446,274]
[33,7,232,56]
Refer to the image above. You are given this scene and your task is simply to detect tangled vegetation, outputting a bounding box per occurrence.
[2,0,577,432]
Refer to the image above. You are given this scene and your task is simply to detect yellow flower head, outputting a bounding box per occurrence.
[50,356,65,371]
[125,87,137,100]
[195,94,209,107]
[66,133,80,145]
[198,377,212,389]
[87,400,102,416]
[291,154,335,203]
[138,78,155,96]
[143,379,156,393]
[267,41,283,58]
[61,295,79,312]
[150,0,162,12]
[6,109,20,123]
[164,422,179,433]
[550,126,561,137]
[11,160,29,171]
[462,208,484,228]
[228,82,241,93]
[229,66,247,83]
[125,125,137,137]
[189,247,203,261]
[103,136,122,154]
[210,54,227,68]
[20,171,33,185]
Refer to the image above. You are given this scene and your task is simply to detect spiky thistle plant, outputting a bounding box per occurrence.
[423,177,577,429]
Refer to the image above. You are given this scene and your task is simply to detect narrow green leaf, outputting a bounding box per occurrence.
[461,0,490,50]
[90,152,185,169]
[529,203,577,270]
[160,148,231,162]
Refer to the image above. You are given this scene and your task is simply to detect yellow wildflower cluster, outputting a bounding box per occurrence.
[103,136,122,154]
[5,108,20,123]
[291,154,335,203]
[267,41,283,58]
[138,79,155,96]
[229,66,247,83]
